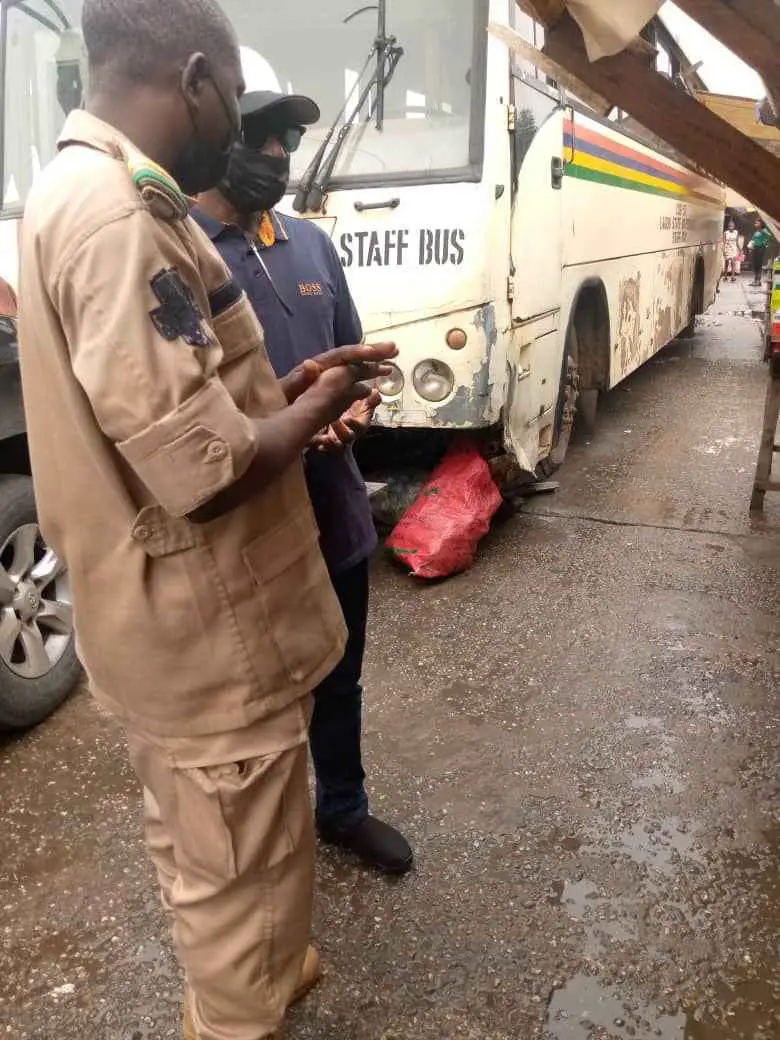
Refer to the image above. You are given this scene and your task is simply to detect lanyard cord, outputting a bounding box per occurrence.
[248,238,295,317]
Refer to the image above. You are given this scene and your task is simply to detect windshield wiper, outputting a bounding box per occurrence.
[292,1,403,213]
[292,42,375,213]
[13,0,70,33]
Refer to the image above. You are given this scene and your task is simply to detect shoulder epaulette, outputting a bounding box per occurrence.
[127,150,190,222]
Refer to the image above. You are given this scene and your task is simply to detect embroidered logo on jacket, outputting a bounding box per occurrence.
[298,282,324,297]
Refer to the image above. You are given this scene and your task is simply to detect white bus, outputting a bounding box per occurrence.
[0,0,723,721]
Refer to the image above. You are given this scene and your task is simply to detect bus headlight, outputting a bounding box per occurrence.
[413,360,455,403]
[376,363,404,398]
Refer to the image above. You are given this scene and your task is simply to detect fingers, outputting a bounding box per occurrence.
[347,361,394,381]
[314,342,398,370]
[310,430,339,452]
[281,358,321,404]
[311,421,354,454]
[330,418,356,444]
[364,387,382,410]
[343,391,381,434]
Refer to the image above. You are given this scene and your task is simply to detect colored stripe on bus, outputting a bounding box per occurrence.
[564,162,720,206]
[562,123,721,207]
[563,133,687,188]
[564,121,689,183]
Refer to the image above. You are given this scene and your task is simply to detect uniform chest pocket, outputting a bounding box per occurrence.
[242,515,343,686]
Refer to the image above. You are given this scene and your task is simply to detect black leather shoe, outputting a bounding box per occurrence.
[319,815,414,875]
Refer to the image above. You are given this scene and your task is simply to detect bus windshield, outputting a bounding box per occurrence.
[225,0,481,187]
[1,0,483,216]
[1,0,85,213]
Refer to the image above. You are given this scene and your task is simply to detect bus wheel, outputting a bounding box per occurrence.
[680,263,704,339]
[537,325,581,478]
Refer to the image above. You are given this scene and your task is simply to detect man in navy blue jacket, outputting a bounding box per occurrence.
[194,91,412,875]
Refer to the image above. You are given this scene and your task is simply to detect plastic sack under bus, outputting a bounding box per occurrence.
[385,438,503,579]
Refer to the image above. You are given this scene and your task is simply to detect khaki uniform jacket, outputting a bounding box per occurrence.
[18,112,346,736]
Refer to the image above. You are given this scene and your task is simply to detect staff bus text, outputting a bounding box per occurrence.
[339,228,466,268]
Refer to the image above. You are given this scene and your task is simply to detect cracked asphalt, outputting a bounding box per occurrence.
[1,276,778,1040]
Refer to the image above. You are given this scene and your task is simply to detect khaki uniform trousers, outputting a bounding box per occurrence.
[125,696,314,1040]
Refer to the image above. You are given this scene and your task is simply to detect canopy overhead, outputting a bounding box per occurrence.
[514,0,780,222]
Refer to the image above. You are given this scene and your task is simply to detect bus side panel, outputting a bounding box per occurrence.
[559,250,694,387]
[562,112,724,266]
[561,113,723,385]
[510,109,566,321]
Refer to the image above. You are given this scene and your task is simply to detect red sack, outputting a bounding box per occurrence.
[385,439,503,579]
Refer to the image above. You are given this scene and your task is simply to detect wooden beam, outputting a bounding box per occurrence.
[488,21,611,115]
[671,0,779,104]
[516,0,567,27]
[543,11,780,224]
[674,0,779,74]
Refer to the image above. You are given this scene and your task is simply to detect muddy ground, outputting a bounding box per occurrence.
[1,277,778,1039]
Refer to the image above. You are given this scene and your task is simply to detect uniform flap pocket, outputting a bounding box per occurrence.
[242,515,320,584]
[211,294,264,365]
[131,505,200,558]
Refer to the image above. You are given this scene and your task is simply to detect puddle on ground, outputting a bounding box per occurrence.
[678,686,734,728]
[623,715,677,755]
[547,973,687,1039]
[598,817,704,878]
[556,878,637,953]
[560,879,607,918]
[632,768,687,794]
[624,716,665,732]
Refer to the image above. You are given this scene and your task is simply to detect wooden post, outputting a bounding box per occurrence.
[750,362,780,512]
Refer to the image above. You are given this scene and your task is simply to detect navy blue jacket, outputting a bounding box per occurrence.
[192,208,376,575]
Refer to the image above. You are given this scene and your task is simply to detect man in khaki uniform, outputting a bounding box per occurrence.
[17,1,395,1037]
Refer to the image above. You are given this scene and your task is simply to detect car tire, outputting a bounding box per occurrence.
[0,474,81,729]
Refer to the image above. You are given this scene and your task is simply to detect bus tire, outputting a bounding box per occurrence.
[680,261,705,339]
[536,324,580,478]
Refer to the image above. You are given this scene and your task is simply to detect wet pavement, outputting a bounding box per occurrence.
[1,276,779,1039]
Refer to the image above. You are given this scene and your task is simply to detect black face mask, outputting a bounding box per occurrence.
[171,81,236,196]
[171,132,233,196]
[220,144,290,214]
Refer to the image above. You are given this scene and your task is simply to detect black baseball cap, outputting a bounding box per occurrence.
[240,91,320,129]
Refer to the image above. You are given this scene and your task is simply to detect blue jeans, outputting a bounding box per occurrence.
[310,559,369,830]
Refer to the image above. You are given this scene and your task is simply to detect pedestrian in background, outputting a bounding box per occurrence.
[723,218,738,283]
[748,218,771,286]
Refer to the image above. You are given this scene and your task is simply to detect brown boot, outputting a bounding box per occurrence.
[290,945,322,1004]
[182,947,321,1037]
[182,994,196,1040]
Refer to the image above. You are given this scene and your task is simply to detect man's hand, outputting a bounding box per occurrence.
[190,345,397,524]
[296,362,387,436]
[310,389,381,453]
[280,343,397,405]
[280,359,322,405]
[312,342,398,377]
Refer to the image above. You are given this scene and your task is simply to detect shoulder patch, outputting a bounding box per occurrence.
[128,152,189,221]
[150,269,210,347]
